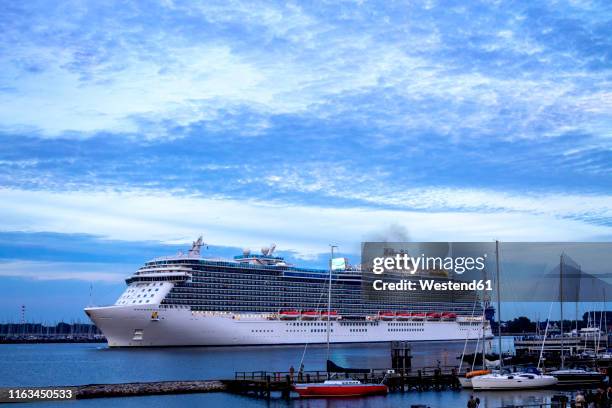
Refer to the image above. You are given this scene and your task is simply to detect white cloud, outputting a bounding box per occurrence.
[0,260,130,282]
[0,187,610,258]
[260,166,612,226]
[1,1,610,142]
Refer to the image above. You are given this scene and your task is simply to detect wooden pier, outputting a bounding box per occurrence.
[229,365,461,399]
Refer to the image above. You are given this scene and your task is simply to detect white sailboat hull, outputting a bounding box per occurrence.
[458,376,472,388]
[472,374,558,390]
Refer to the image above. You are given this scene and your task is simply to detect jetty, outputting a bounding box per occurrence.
[76,380,226,399]
[230,365,460,399]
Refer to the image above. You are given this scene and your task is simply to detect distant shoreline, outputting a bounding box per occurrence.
[0,338,106,344]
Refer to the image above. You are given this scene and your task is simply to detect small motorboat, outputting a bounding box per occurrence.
[550,368,606,386]
[441,312,457,320]
[411,312,427,320]
[471,368,557,390]
[426,312,441,320]
[293,379,388,398]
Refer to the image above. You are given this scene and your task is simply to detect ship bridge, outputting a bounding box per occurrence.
[126,264,194,284]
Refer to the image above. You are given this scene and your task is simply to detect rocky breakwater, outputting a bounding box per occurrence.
[76,380,226,399]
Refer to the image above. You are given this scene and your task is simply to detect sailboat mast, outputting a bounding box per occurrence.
[326,245,336,365]
[481,304,486,370]
[605,290,608,350]
[481,259,487,370]
[495,240,502,368]
[560,253,564,369]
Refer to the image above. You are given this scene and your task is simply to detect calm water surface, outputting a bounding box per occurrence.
[0,339,575,408]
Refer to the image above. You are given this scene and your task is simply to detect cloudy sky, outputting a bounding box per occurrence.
[1,0,611,321]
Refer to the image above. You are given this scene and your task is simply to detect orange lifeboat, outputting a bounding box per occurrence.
[301,310,320,320]
[321,311,339,320]
[379,311,395,321]
[279,309,301,320]
[395,312,411,321]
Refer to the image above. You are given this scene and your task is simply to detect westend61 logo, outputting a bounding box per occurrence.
[372,253,487,275]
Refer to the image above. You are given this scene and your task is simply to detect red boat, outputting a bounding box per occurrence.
[411,312,427,320]
[293,380,388,398]
[426,312,441,320]
[441,312,457,320]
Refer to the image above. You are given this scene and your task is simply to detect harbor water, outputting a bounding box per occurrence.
[0,339,577,408]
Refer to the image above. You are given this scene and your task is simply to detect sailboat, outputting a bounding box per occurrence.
[459,253,492,389]
[472,241,558,390]
[293,246,389,398]
[549,255,606,386]
[458,302,492,388]
[458,369,491,389]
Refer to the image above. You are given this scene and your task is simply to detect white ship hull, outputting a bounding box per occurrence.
[85,305,492,347]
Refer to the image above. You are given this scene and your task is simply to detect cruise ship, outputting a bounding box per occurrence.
[85,238,492,347]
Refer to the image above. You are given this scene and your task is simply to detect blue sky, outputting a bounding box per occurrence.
[0,0,611,321]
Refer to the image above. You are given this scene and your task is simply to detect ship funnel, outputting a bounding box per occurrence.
[269,244,276,256]
[261,247,269,256]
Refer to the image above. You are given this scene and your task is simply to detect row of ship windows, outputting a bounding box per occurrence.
[163,299,476,313]
[350,329,367,332]
[134,282,165,287]
[389,328,424,332]
[188,267,441,284]
[118,299,152,305]
[126,288,160,294]
[164,294,476,306]
[388,322,425,326]
[181,305,477,313]
[198,264,333,274]
[188,275,476,294]
[191,271,352,280]
[124,293,157,298]
[288,322,334,326]
[178,283,475,301]
[169,289,476,302]
[175,286,361,295]
[286,329,334,333]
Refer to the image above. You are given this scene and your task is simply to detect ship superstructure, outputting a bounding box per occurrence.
[85,237,492,347]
